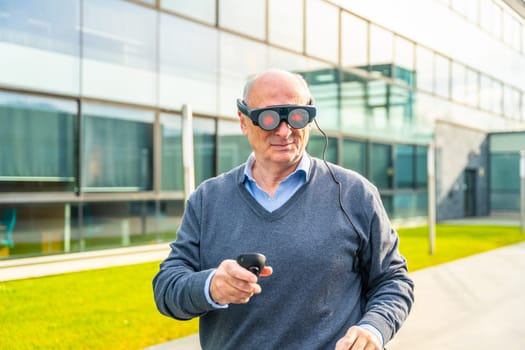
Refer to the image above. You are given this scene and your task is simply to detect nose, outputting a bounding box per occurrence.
[273,120,292,137]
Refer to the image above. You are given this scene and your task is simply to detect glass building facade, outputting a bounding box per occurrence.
[1,0,524,259]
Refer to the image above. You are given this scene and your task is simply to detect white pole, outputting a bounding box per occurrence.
[64,204,71,253]
[182,104,195,199]
[520,151,525,233]
[427,143,436,254]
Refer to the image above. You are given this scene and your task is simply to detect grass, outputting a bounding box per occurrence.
[0,262,198,350]
[398,224,525,271]
[1,224,524,349]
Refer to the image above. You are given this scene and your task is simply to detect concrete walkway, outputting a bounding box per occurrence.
[0,243,170,282]
[145,242,525,350]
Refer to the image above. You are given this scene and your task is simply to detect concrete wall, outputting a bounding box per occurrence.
[435,121,489,221]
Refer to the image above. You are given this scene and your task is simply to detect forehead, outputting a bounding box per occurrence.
[247,73,307,107]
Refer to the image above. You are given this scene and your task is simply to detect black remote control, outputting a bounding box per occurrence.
[237,253,266,276]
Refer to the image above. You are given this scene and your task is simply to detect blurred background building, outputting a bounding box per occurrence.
[1,0,524,259]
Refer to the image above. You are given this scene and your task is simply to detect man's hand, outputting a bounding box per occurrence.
[210,259,272,305]
[334,325,382,350]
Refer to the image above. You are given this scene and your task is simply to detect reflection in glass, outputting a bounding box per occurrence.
[72,200,182,252]
[308,134,337,163]
[465,67,479,107]
[219,0,265,40]
[268,0,303,52]
[394,35,414,86]
[0,0,80,94]
[415,45,434,93]
[162,0,216,24]
[369,24,393,78]
[218,32,269,117]
[370,143,392,189]
[0,92,76,192]
[193,118,216,185]
[217,120,250,174]
[161,114,183,191]
[434,54,450,98]
[395,145,414,188]
[343,139,367,175]
[160,14,219,114]
[415,146,428,188]
[341,13,368,69]
[81,104,154,191]
[304,68,340,131]
[306,0,338,63]
[490,153,519,210]
[82,0,157,104]
[451,62,466,103]
[503,86,521,120]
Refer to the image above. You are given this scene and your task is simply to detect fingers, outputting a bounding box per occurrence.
[334,326,381,350]
[210,260,264,305]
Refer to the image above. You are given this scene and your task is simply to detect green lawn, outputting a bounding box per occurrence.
[1,224,524,350]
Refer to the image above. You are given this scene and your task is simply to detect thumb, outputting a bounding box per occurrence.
[259,266,273,277]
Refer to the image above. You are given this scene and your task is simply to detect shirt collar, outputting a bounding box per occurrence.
[243,152,311,182]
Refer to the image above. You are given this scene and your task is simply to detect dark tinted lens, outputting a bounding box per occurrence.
[287,108,309,129]
[258,110,280,130]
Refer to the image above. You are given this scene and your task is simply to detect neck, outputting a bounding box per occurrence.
[252,159,300,196]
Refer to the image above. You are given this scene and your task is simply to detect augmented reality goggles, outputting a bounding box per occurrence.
[237,99,317,131]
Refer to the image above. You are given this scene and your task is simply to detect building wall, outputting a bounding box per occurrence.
[435,121,490,220]
[1,0,524,259]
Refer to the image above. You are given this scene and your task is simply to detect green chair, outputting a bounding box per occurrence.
[1,208,16,248]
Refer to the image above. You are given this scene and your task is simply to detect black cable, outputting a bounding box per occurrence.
[313,119,364,272]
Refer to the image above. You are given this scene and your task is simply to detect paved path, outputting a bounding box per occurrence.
[145,242,525,350]
[0,243,170,282]
[388,241,525,350]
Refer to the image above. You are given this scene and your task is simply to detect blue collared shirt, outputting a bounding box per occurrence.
[242,153,310,212]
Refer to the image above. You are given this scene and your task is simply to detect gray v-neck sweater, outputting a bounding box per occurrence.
[153,157,414,349]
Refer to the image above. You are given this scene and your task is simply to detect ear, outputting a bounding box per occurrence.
[239,111,249,135]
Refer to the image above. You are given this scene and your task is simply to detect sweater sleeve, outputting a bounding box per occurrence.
[152,193,217,320]
[357,187,415,344]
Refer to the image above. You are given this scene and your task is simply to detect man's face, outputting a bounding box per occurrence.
[239,74,311,168]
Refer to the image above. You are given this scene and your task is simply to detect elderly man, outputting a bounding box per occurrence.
[153,69,414,350]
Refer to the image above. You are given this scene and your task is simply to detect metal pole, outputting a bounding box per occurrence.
[64,204,71,253]
[182,104,195,199]
[520,151,525,234]
[427,143,436,254]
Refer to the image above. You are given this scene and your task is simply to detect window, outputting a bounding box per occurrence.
[268,0,303,52]
[341,13,368,69]
[369,24,393,79]
[0,92,76,192]
[159,14,219,114]
[0,0,80,94]
[82,0,157,105]
[217,120,250,174]
[307,135,338,163]
[161,113,183,191]
[395,145,414,188]
[219,0,265,40]
[81,104,154,191]
[415,45,433,93]
[434,54,450,98]
[162,0,216,25]
[370,143,393,189]
[306,0,339,63]
[343,139,367,175]
[415,146,428,188]
[193,118,216,185]
[394,35,415,86]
